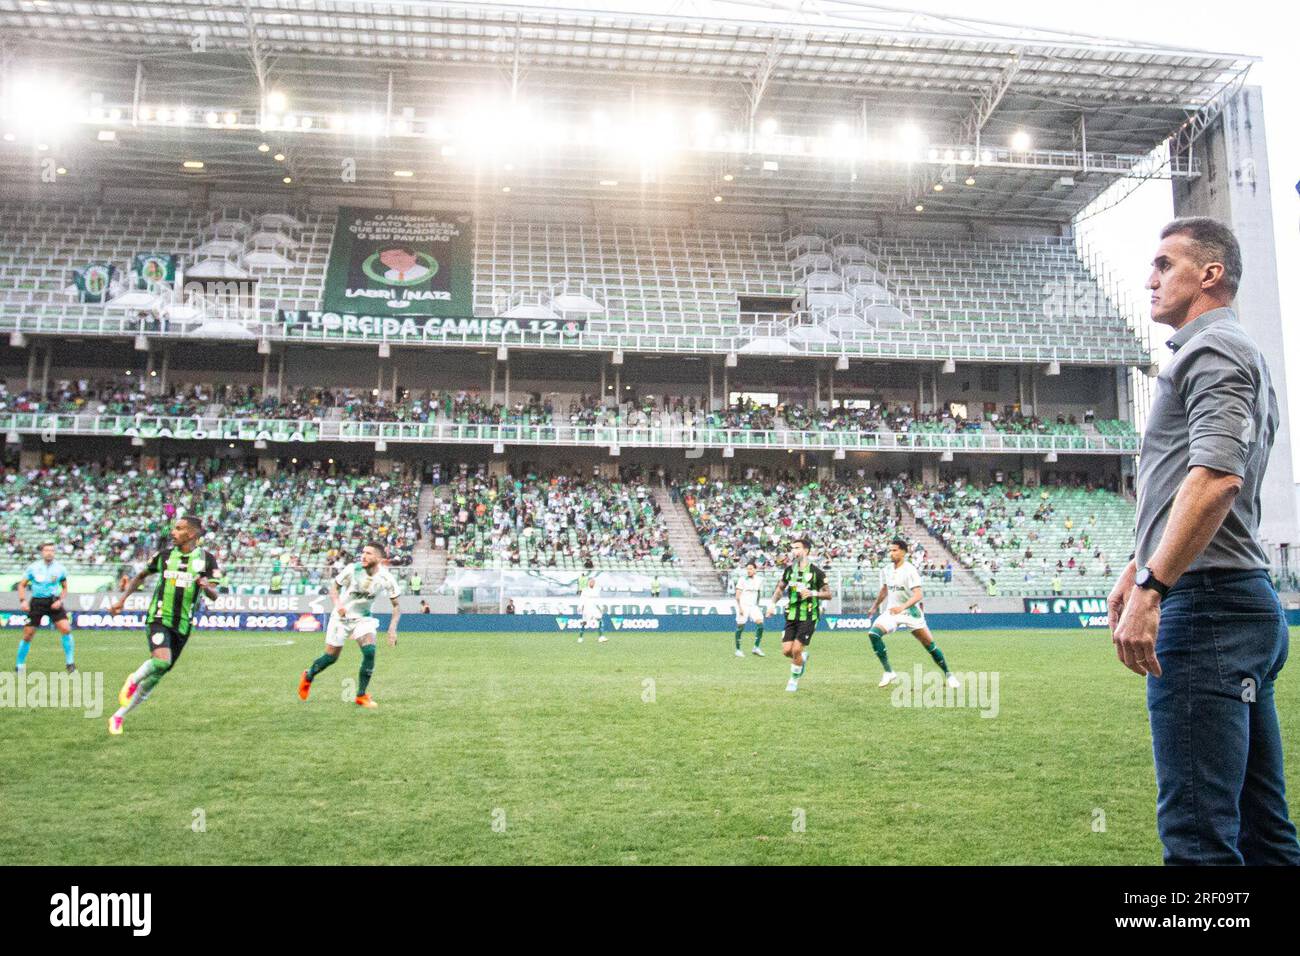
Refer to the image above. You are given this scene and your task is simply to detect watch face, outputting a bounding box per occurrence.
[1135,567,1151,587]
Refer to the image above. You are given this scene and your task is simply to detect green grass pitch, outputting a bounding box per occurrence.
[3,627,1298,865]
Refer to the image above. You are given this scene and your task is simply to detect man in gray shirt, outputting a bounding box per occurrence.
[1110,216,1300,864]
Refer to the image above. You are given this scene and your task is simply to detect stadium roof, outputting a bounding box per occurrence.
[0,0,1257,221]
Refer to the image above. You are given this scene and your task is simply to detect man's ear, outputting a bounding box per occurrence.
[1201,261,1226,291]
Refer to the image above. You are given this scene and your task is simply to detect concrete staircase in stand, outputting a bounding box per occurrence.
[897,508,982,595]
[410,482,448,591]
[653,485,726,596]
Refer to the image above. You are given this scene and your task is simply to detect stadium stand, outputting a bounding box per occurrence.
[0,207,1146,366]
[429,466,675,571]
[0,204,330,327]
[0,461,422,594]
[906,483,1135,597]
[681,476,924,579]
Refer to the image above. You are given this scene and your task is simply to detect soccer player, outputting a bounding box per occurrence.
[733,561,767,657]
[107,516,219,736]
[297,543,400,709]
[16,542,75,674]
[768,537,831,692]
[577,577,606,644]
[865,538,960,689]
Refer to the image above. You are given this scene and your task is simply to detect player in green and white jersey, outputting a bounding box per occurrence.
[865,538,959,689]
[733,562,769,657]
[297,543,401,709]
[577,578,607,644]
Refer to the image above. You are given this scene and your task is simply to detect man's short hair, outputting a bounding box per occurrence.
[365,541,388,558]
[794,536,812,551]
[39,542,55,550]
[746,560,757,568]
[890,537,908,551]
[179,515,204,535]
[1160,217,1243,297]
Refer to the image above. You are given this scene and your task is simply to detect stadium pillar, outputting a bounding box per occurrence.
[40,345,50,396]
[261,352,270,395]
[144,349,154,389]
[505,360,512,407]
[1172,85,1299,547]
[278,352,286,400]
[25,345,36,391]
[722,365,728,406]
[707,362,714,411]
[601,361,608,407]
[1022,458,1040,487]
[828,365,834,404]
[489,359,497,405]
[159,345,170,394]
[1119,455,1136,497]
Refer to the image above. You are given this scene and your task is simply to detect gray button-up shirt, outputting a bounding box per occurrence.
[1135,307,1277,572]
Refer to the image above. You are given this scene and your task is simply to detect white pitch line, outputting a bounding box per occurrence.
[79,638,299,650]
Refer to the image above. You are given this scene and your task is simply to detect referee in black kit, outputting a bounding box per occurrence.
[1110,217,1300,864]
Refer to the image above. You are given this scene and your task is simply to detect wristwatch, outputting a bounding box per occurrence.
[1133,566,1169,599]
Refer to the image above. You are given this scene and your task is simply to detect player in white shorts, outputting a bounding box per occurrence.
[732,561,768,657]
[578,578,606,643]
[297,542,401,708]
[864,538,960,689]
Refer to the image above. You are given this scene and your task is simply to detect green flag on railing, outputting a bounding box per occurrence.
[131,253,178,287]
[72,263,116,303]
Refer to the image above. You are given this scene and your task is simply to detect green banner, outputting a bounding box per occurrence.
[72,263,116,303]
[132,253,178,286]
[322,208,473,317]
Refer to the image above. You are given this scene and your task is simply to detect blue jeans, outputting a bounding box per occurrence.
[1148,568,1300,865]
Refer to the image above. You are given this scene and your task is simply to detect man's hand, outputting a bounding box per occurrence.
[387,626,398,647]
[51,598,63,610]
[888,605,903,615]
[1107,562,1137,632]
[19,600,29,613]
[1112,586,1162,677]
[109,598,125,615]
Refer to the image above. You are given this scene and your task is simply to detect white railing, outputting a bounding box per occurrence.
[0,305,1153,366]
[0,413,1141,454]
